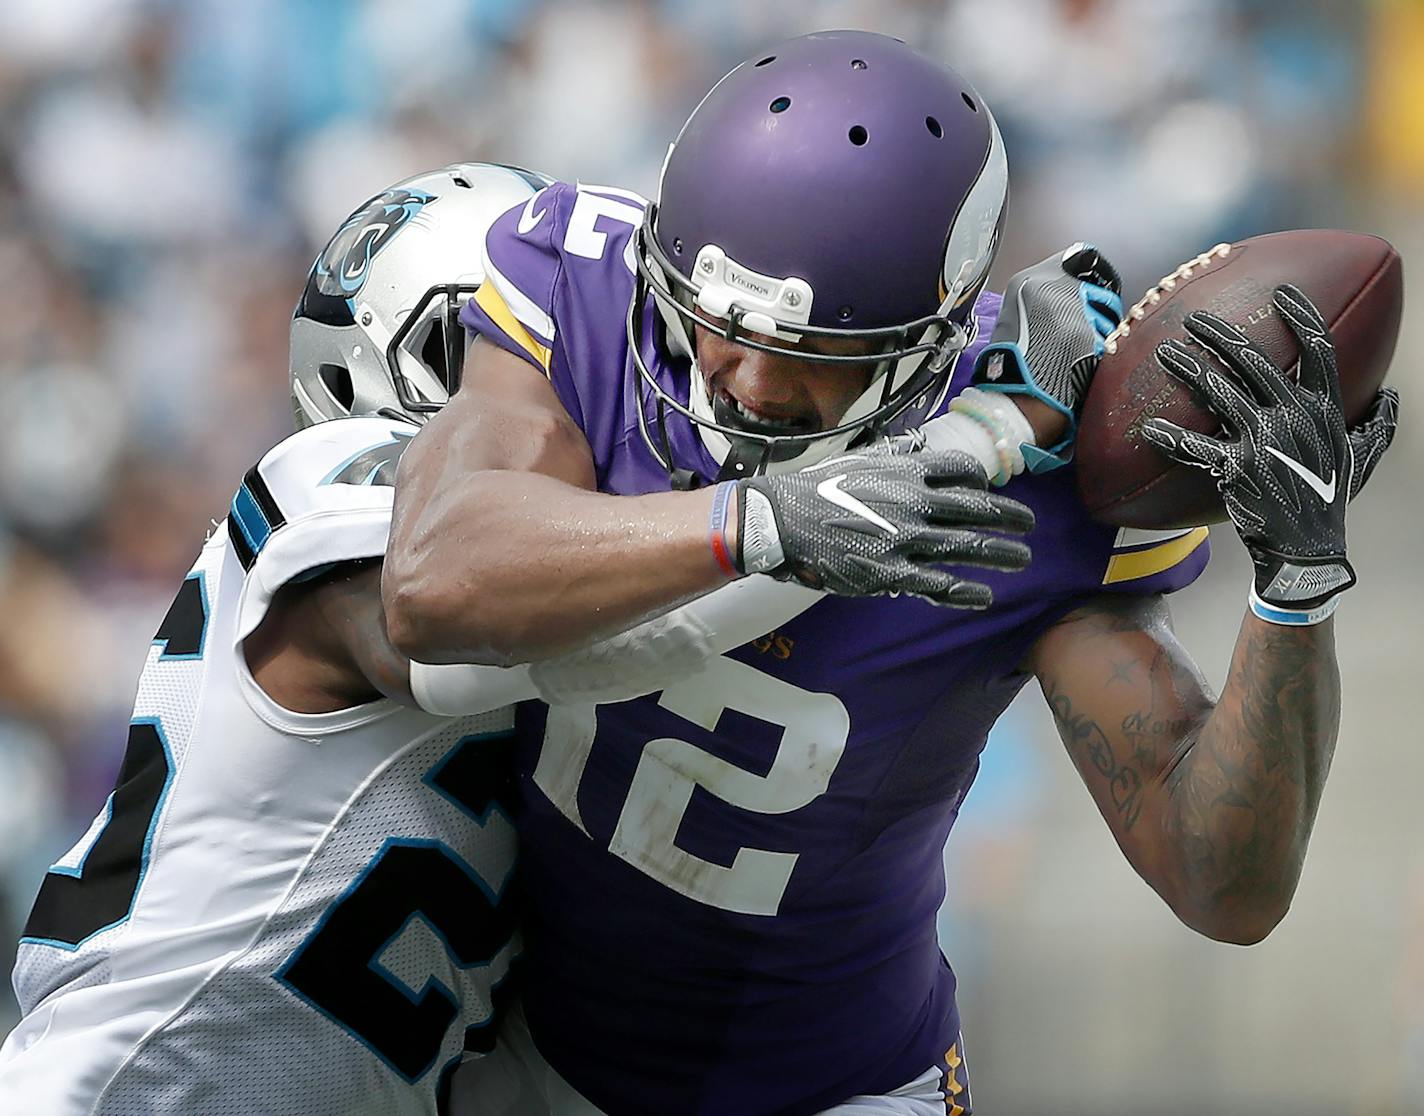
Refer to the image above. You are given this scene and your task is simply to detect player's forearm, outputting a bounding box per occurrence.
[384,469,729,666]
[1038,597,1339,945]
[1152,613,1340,943]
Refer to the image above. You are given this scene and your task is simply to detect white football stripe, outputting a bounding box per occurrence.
[480,247,557,344]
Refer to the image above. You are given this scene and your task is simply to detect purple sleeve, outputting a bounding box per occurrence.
[458,182,576,425]
[459,181,648,443]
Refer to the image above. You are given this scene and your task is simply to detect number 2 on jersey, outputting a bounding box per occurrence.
[535,656,849,916]
[21,573,206,949]
[560,184,645,273]
[277,735,518,1085]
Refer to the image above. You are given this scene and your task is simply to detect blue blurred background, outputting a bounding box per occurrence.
[0,1,1419,1112]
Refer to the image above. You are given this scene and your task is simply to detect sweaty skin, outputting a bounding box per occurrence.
[247,333,1058,709]
[379,328,1064,669]
[696,323,877,434]
[382,326,974,666]
[382,339,733,667]
[246,331,887,707]
[253,324,1336,946]
[1026,596,1339,944]
[245,560,411,712]
[378,334,1341,945]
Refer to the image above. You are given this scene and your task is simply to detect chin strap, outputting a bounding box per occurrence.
[714,438,773,483]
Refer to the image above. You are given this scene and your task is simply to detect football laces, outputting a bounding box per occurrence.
[1103,243,1233,356]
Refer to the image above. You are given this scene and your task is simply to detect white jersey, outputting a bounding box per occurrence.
[1,416,521,1116]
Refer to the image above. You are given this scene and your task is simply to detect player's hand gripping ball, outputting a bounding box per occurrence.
[1140,287,1398,620]
[1074,229,1403,528]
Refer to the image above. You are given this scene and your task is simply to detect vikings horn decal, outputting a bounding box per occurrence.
[314,189,436,299]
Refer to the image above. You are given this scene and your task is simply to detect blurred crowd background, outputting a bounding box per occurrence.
[0,0,1420,1112]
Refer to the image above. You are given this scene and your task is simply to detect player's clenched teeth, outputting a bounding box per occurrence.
[714,389,816,435]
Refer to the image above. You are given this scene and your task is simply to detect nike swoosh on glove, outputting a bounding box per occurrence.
[1140,284,1399,624]
[734,440,1035,608]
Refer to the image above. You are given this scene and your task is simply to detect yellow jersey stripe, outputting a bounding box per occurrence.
[472,282,552,373]
[1102,526,1208,585]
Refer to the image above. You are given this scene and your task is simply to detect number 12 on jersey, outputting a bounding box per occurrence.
[534,656,849,916]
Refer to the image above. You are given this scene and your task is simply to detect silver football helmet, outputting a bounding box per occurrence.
[290,162,553,429]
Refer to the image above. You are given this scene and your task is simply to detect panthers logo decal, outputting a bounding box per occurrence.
[322,430,414,488]
[313,188,436,299]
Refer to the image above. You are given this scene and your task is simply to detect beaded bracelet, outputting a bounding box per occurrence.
[949,394,1018,484]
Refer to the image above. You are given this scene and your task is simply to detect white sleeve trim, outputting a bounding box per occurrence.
[481,247,557,345]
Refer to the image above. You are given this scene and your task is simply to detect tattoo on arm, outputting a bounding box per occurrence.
[1107,659,1136,685]
[1043,682,1146,830]
[1035,594,1339,935]
[1040,597,1206,835]
[1161,618,1338,917]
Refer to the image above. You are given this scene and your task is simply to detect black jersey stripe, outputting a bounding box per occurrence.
[227,515,256,571]
[227,464,288,571]
[243,465,286,532]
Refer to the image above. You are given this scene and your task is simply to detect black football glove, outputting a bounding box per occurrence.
[1139,284,1399,624]
[972,242,1124,472]
[735,438,1035,608]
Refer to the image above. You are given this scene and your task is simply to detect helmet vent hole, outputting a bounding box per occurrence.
[926,116,943,138]
[770,96,791,113]
[756,55,776,66]
[452,175,472,188]
[961,92,977,112]
[318,363,354,411]
[850,58,867,70]
[848,125,868,146]
[837,305,854,321]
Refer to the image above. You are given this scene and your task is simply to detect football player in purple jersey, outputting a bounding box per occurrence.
[376,31,1398,1116]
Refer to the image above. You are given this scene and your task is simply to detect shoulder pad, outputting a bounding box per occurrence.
[461,183,649,472]
[228,417,419,649]
[227,416,417,571]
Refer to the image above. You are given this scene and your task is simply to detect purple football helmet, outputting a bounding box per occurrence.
[631,30,1009,480]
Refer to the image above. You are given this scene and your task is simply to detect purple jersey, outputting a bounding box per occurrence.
[461,181,1208,1116]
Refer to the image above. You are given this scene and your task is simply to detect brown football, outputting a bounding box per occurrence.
[1074,229,1403,528]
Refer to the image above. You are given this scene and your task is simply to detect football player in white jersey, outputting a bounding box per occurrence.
[0,162,817,1116]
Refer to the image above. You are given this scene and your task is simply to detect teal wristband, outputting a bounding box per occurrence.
[1248,586,1341,626]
